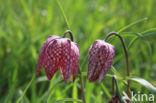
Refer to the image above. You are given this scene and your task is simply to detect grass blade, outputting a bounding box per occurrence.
[117,18,148,33]
[56,0,70,29]
[128,77,156,95]
[100,84,111,99]
[37,79,64,103]
[16,75,35,103]
[125,31,154,56]
[55,98,82,103]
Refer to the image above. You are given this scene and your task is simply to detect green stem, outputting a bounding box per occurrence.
[105,32,130,97]
[78,66,86,103]
[113,76,127,103]
[56,0,70,29]
[112,76,115,95]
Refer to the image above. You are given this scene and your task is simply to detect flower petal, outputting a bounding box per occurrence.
[99,43,115,82]
[88,40,100,81]
[36,35,59,75]
[70,42,80,82]
[87,40,115,82]
[43,39,61,80]
[88,40,106,81]
[59,38,72,82]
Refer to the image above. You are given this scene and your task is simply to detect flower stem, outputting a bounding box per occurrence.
[112,76,115,95]
[63,30,74,41]
[78,66,86,103]
[63,30,85,103]
[104,32,130,97]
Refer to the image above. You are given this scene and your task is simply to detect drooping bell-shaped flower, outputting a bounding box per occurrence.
[87,40,115,82]
[109,95,121,103]
[36,35,60,75]
[36,34,80,82]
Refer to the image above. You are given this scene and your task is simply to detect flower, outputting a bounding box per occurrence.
[87,40,115,82]
[109,95,121,103]
[36,35,80,82]
[109,95,130,103]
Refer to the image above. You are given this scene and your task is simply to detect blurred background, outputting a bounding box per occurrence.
[0,0,156,103]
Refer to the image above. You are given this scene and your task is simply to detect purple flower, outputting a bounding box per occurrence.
[36,35,80,82]
[109,95,121,103]
[87,40,115,82]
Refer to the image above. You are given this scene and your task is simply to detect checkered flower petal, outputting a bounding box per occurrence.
[36,35,60,75]
[59,38,72,82]
[60,39,80,82]
[87,40,115,82]
[71,42,80,82]
[36,36,80,82]
[44,39,61,80]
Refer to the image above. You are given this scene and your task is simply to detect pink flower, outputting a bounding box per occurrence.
[87,40,115,82]
[36,35,80,82]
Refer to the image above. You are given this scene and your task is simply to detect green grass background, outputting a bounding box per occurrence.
[0,0,156,103]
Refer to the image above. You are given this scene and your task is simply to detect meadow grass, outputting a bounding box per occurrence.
[0,0,156,103]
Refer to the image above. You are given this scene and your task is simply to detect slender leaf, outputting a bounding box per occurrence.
[117,18,148,33]
[16,75,35,103]
[128,77,156,95]
[55,98,82,103]
[100,84,111,99]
